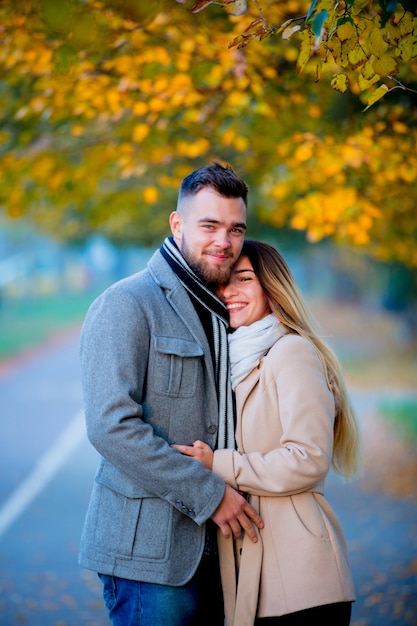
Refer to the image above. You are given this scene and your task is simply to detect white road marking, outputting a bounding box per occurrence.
[0,409,86,538]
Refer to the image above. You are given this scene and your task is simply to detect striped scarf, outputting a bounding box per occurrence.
[160,236,235,450]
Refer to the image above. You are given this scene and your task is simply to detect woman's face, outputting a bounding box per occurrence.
[217,255,270,329]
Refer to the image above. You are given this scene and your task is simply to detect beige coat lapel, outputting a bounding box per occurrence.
[234,363,262,453]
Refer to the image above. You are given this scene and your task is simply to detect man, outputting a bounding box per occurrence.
[79,162,263,626]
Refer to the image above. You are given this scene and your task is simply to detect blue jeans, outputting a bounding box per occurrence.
[99,554,224,626]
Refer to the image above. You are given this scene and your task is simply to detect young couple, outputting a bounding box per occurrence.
[79,162,361,626]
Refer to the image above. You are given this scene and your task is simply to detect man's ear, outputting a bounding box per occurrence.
[169,211,182,239]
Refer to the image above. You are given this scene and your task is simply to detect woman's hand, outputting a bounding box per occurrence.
[172,440,214,470]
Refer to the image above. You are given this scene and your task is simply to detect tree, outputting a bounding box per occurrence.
[0,0,416,267]
[190,0,417,107]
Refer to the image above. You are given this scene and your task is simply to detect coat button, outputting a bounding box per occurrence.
[207,424,217,434]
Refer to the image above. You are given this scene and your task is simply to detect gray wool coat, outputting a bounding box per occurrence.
[78,249,226,585]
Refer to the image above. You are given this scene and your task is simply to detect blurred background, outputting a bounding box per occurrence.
[0,1,416,624]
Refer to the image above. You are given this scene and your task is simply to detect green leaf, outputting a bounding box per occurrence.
[337,16,355,27]
[311,10,328,38]
[306,0,318,22]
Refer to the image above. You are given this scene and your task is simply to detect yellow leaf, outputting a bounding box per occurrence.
[143,186,159,204]
[270,182,288,199]
[348,45,368,69]
[234,135,249,151]
[308,103,321,119]
[397,35,417,61]
[227,90,246,107]
[358,72,380,92]
[297,33,312,74]
[71,125,84,136]
[176,138,210,158]
[361,58,376,80]
[341,144,364,167]
[306,228,325,243]
[294,142,314,162]
[398,12,416,37]
[148,97,166,113]
[373,55,398,76]
[133,101,148,116]
[364,84,389,110]
[331,73,349,93]
[222,129,235,146]
[337,21,355,43]
[398,163,417,183]
[384,21,401,47]
[132,124,150,142]
[291,214,307,230]
[367,24,389,58]
[392,121,408,134]
[153,78,169,93]
[353,230,370,245]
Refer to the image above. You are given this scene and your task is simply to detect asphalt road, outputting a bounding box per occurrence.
[0,330,416,625]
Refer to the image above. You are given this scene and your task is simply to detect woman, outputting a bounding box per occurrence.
[174,240,361,626]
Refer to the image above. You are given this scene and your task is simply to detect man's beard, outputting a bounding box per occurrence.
[181,241,232,285]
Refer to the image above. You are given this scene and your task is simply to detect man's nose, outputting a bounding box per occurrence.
[214,230,231,248]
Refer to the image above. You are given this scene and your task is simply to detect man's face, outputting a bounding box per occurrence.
[170,188,247,284]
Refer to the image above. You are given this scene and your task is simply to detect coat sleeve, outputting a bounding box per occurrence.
[80,279,225,525]
[212,335,335,496]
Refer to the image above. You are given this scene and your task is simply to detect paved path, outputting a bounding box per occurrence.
[0,332,416,625]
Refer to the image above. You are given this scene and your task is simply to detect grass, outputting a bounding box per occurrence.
[378,399,417,439]
[0,290,99,360]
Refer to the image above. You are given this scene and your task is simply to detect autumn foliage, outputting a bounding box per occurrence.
[0,0,416,266]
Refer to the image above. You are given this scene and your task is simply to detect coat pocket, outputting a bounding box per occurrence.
[93,481,172,561]
[152,336,204,398]
[289,491,330,539]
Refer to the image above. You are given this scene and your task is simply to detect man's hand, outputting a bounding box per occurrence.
[211,484,263,543]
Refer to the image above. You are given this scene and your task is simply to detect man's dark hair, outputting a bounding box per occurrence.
[177,161,249,207]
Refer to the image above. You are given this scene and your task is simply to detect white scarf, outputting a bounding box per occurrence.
[228,314,288,390]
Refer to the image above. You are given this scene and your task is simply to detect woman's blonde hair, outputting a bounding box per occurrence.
[241,240,361,480]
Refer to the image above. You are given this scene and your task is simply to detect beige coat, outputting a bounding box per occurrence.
[213,334,355,626]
